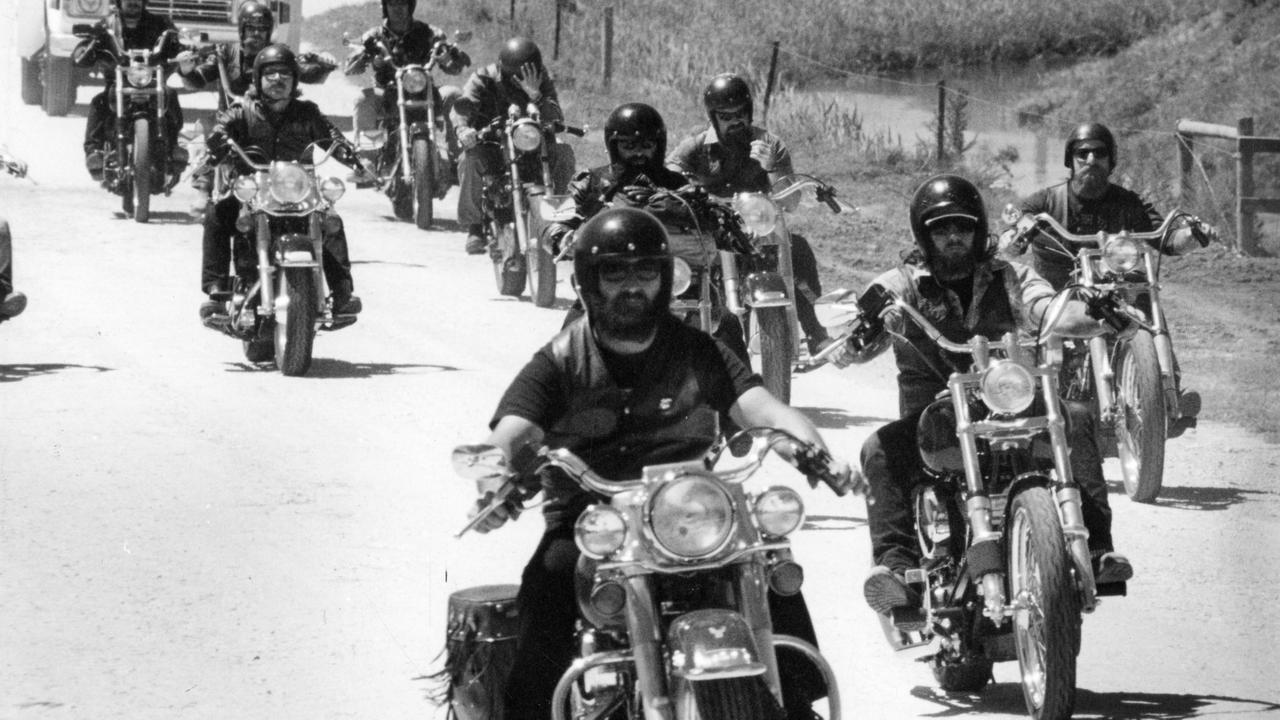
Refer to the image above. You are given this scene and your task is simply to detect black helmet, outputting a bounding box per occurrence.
[703,73,753,126]
[573,207,673,309]
[252,43,298,93]
[1063,122,1117,168]
[380,0,416,18]
[499,37,543,75]
[604,103,667,167]
[907,174,990,265]
[237,0,274,39]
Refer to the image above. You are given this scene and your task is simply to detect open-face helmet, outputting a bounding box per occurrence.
[252,43,299,94]
[573,207,674,310]
[604,103,667,167]
[499,37,543,76]
[702,73,753,127]
[907,174,990,265]
[1063,122,1117,168]
[381,0,416,18]
[237,1,275,40]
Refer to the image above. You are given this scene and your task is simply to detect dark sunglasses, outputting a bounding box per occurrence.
[928,218,977,236]
[713,108,749,122]
[1072,147,1110,161]
[598,258,663,284]
[617,138,658,152]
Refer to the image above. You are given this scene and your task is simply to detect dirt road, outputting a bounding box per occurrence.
[2,42,1278,720]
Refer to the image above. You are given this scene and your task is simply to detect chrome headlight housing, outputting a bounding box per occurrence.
[648,475,734,559]
[980,360,1036,415]
[232,174,260,202]
[126,64,155,88]
[402,68,430,95]
[671,257,693,296]
[575,505,627,559]
[733,193,779,237]
[1102,233,1141,274]
[268,163,313,204]
[511,120,543,153]
[754,486,804,538]
[319,176,346,203]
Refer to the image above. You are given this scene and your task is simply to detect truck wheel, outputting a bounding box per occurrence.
[21,57,42,106]
[42,55,76,117]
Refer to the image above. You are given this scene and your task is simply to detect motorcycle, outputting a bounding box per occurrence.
[200,138,360,376]
[448,425,851,720]
[74,19,187,223]
[821,283,1127,720]
[1002,208,1212,502]
[346,31,470,229]
[473,103,583,307]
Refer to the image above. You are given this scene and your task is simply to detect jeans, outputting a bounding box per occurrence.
[0,219,14,298]
[789,232,827,344]
[505,520,825,720]
[860,399,1113,573]
[456,141,574,228]
[200,196,354,297]
[84,87,184,156]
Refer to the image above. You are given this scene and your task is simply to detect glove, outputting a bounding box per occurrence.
[619,182,655,206]
[205,133,229,162]
[175,49,197,75]
[457,126,479,150]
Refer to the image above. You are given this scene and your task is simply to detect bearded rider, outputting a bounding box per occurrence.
[344,0,470,186]
[468,206,852,720]
[453,37,574,255]
[1010,122,1212,433]
[185,1,338,215]
[831,175,1134,617]
[72,0,188,181]
[197,45,369,320]
[667,73,833,357]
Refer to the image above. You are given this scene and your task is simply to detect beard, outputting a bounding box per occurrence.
[588,289,664,342]
[1070,166,1110,199]
[931,243,977,282]
[718,122,752,147]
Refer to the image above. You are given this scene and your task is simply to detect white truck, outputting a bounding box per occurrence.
[16,0,304,117]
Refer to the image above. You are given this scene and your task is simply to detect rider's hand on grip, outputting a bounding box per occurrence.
[457,127,479,151]
[793,444,858,497]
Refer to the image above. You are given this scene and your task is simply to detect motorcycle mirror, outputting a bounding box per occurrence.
[451,444,510,479]
[1000,203,1022,225]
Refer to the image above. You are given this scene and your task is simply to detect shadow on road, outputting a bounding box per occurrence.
[909,681,1280,718]
[799,405,893,430]
[1104,480,1272,511]
[222,358,461,378]
[108,210,197,225]
[0,363,113,383]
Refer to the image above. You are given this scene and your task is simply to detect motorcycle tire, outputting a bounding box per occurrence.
[1007,485,1080,720]
[931,654,993,693]
[492,224,526,297]
[689,676,778,720]
[132,118,151,224]
[754,307,793,404]
[527,232,557,308]
[391,177,414,221]
[1114,330,1166,503]
[274,268,317,377]
[412,137,434,229]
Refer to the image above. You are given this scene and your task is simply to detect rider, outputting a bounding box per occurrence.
[470,206,853,720]
[452,37,574,255]
[344,0,470,185]
[198,44,368,319]
[185,1,338,213]
[1011,122,1213,431]
[831,174,1134,616]
[0,150,28,322]
[73,0,188,181]
[667,73,833,356]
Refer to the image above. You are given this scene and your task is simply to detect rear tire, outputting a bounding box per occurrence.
[1008,486,1080,720]
[21,57,42,106]
[274,269,317,376]
[41,55,76,117]
[391,176,413,221]
[1114,331,1166,503]
[132,118,151,224]
[756,307,793,404]
[412,136,434,229]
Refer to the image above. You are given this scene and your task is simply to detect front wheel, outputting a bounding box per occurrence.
[755,307,793,404]
[688,677,778,720]
[411,136,434,229]
[132,118,151,223]
[274,269,318,376]
[1008,486,1080,720]
[527,230,557,308]
[1114,331,1166,503]
[492,223,526,297]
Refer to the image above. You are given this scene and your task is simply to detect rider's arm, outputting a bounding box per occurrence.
[296,52,338,84]
[731,388,826,451]
[533,76,563,124]
[762,134,799,211]
[665,133,710,185]
[1017,263,1107,338]
[343,29,379,75]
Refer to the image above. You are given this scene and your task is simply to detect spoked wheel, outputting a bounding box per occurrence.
[273,269,317,376]
[411,136,434,229]
[491,223,526,297]
[1007,486,1080,720]
[132,118,151,223]
[755,307,793,404]
[1114,331,1166,503]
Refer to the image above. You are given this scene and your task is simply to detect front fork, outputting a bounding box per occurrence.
[504,136,532,253]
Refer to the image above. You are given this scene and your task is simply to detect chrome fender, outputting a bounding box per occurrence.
[742,271,792,309]
[667,609,766,681]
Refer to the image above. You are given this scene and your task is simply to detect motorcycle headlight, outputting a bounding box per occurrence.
[319,176,346,203]
[980,360,1036,415]
[575,505,627,559]
[1102,233,1141,274]
[671,257,693,296]
[733,193,779,237]
[402,68,430,95]
[648,475,734,559]
[511,120,543,153]
[127,64,155,88]
[233,175,259,202]
[268,163,312,204]
[754,486,804,538]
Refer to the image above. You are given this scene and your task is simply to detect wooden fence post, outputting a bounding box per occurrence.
[1237,116,1256,256]
[936,80,947,164]
[1176,130,1194,206]
[762,41,780,125]
[601,6,613,91]
[509,0,516,30]
[553,0,562,60]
